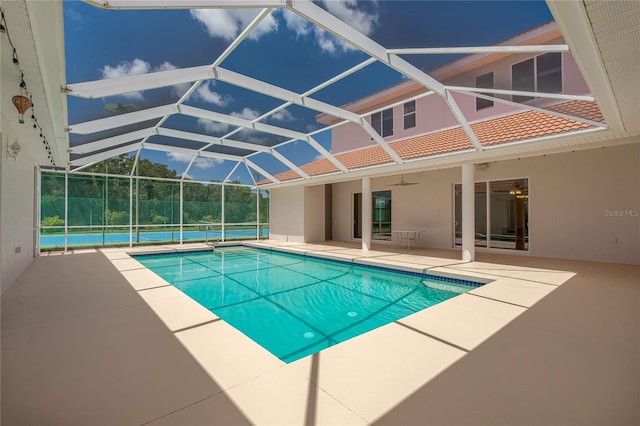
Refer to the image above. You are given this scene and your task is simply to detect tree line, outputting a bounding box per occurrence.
[41,155,268,229]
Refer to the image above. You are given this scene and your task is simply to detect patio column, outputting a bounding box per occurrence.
[462,163,475,261]
[362,177,372,252]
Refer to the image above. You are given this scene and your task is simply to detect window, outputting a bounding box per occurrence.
[372,191,392,240]
[512,53,562,103]
[536,52,562,93]
[371,112,381,136]
[403,101,416,129]
[475,72,494,110]
[371,108,393,137]
[512,58,535,102]
[454,179,529,251]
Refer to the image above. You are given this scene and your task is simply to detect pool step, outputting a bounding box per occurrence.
[422,280,474,294]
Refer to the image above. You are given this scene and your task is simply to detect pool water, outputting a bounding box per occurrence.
[40,229,269,248]
[134,247,480,363]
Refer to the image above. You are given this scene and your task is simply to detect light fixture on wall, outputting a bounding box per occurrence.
[12,93,32,124]
[7,140,21,159]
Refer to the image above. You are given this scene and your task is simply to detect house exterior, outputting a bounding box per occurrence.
[267,22,640,265]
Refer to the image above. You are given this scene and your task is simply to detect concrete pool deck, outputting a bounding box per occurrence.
[2,241,638,425]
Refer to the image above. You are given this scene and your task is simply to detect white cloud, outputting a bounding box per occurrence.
[245,135,269,145]
[231,107,260,120]
[314,154,325,161]
[101,59,151,100]
[102,58,151,79]
[322,0,378,36]
[197,108,261,134]
[198,108,260,133]
[171,82,192,99]
[193,156,225,169]
[190,9,278,41]
[166,152,224,169]
[270,109,294,122]
[188,2,378,55]
[156,61,176,72]
[281,1,378,55]
[197,117,230,134]
[154,61,193,98]
[194,81,232,106]
[282,9,312,38]
[100,59,190,100]
[313,27,344,54]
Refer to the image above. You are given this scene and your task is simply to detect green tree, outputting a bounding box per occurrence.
[41,215,65,227]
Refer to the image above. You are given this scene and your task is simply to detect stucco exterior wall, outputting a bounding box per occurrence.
[331,179,362,242]
[510,144,639,264]
[268,186,305,243]
[332,39,589,154]
[304,185,326,243]
[1,125,37,294]
[269,185,331,243]
[330,143,640,264]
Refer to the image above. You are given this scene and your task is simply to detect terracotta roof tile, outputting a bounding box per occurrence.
[544,100,605,123]
[392,127,473,159]
[261,100,604,186]
[276,170,302,182]
[335,146,394,169]
[473,108,593,147]
[301,158,340,176]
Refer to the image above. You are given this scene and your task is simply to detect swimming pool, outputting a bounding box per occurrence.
[134,246,483,363]
[40,229,269,248]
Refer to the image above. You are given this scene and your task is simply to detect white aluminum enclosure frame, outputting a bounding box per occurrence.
[65,0,604,187]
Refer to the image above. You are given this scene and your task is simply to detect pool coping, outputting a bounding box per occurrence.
[103,240,574,424]
[130,244,491,288]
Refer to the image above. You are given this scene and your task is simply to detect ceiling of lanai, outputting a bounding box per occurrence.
[2,1,638,187]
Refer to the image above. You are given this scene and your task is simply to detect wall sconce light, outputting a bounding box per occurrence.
[7,140,21,159]
[12,94,32,124]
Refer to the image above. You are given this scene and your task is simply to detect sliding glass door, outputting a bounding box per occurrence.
[353,190,392,241]
[454,178,529,250]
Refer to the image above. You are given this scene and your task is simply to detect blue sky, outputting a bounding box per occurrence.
[64,0,553,183]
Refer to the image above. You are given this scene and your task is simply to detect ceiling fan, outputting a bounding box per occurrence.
[387,174,419,186]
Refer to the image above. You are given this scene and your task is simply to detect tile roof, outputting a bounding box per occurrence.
[545,100,605,122]
[393,127,473,160]
[259,101,605,186]
[335,146,394,169]
[274,169,302,182]
[301,158,340,176]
